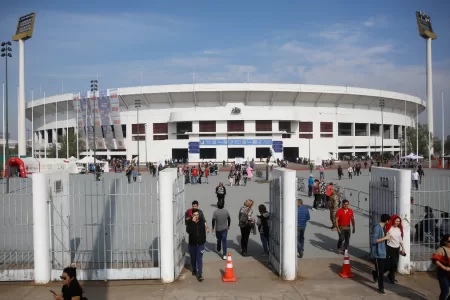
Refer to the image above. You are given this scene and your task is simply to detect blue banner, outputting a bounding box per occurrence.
[200,139,272,146]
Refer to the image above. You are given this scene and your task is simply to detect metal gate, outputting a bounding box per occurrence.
[369,174,396,242]
[173,174,186,279]
[269,174,282,275]
[0,178,34,281]
[50,173,160,280]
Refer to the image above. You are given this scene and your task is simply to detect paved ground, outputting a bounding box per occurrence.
[0,259,441,299]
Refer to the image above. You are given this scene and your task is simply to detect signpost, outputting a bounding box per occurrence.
[12,12,36,158]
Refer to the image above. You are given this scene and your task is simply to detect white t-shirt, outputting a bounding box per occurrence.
[412,172,419,180]
[387,227,402,248]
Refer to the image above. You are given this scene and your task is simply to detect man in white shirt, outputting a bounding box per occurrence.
[412,170,419,190]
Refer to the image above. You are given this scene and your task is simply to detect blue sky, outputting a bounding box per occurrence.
[0,0,449,139]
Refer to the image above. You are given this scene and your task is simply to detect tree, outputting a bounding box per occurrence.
[48,131,84,158]
[399,124,432,157]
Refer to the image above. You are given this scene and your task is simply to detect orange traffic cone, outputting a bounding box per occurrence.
[338,249,354,278]
[222,252,237,282]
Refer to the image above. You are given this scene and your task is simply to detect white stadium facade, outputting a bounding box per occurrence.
[26,83,426,163]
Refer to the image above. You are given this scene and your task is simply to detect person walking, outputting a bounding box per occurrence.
[297,199,310,258]
[307,174,314,197]
[337,165,343,180]
[53,266,85,300]
[417,165,425,184]
[347,165,353,179]
[371,213,391,295]
[215,182,226,205]
[312,179,320,211]
[186,209,208,281]
[432,234,450,300]
[385,214,406,284]
[329,188,339,230]
[256,204,270,255]
[212,201,231,260]
[412,169,419,190]
[335,199,355,254]
[238,199,255,256]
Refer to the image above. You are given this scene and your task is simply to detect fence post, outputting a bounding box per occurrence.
[281,168,296,280]
[397,169,412,275]
[159,169,175,283]
[32,173,51,284]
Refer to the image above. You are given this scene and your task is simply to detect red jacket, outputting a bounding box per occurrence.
[192,169,198,177]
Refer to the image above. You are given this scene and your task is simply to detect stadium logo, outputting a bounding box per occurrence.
[231,107,241,115]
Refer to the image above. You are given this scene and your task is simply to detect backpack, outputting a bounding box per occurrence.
[239,207,251,227]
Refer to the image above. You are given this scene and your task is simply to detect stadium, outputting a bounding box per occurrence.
[26,83,426,163]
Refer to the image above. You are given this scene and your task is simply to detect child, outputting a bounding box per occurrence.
[132,169,137,182]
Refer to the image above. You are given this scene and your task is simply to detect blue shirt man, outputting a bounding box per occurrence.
[307,175,314,197]
[371,213,391,295]
[297,199,310,258]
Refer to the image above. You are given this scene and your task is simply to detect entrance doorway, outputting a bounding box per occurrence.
[228,148,244,159]
[172,148,188,161]
[256,147,271,159]
[283,147,299,162]
[200,148,217,159]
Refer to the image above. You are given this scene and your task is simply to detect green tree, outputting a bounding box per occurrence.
[398,124,432,157]
[48,132,84,159]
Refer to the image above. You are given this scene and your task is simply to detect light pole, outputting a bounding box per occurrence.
[90,80,98,168]
[1,41,12,193]
[379,99,385,166]
[135,99,141,174]
[145,123,148,168]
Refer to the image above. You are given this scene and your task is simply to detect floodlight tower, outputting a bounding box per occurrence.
[12,13,36,158]
[416,11,437,168]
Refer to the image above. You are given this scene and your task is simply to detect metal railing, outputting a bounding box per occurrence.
[52,174,160,279]
[410,176,450,266]
[0,177,34,280]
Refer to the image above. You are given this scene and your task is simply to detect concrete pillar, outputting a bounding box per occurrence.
[351,123,355,136]
[32,173,51,284]
[279,168,296,280]
[159,168,175,283]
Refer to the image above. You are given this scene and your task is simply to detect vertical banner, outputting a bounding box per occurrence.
[90,91,105,149]
[98,89,116,149]
[109,89,125,149]
[81,91,95,150]
[72,93,86,148]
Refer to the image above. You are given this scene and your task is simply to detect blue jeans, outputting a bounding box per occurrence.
[260,233,269,253]
[188,244,205,275]
[438,273,450,300]
[298,226,305,253]
[215,230,228,256]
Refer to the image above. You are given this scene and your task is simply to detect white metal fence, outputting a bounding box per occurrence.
[0,178,34,281]
[410,175,450,271]
[173,174,186,279]
[269,174,282,275]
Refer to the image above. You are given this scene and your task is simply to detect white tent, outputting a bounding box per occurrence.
[77,156,95,164]
[401,153,423,160]
[68,156,77,162]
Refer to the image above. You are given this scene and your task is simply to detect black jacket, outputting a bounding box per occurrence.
[216,185,226,196]
[186,220,206,245]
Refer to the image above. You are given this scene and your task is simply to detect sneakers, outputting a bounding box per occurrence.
[377,288,385,295]
[197,274,204,282]
[312,208,317,211]
[222,255,227,260]
[297,252,303,258]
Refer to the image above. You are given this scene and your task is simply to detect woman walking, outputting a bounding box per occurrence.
[53,266,85,300]
[432,234,450,300]
[238,199,255,256]
[385,214,406,284]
